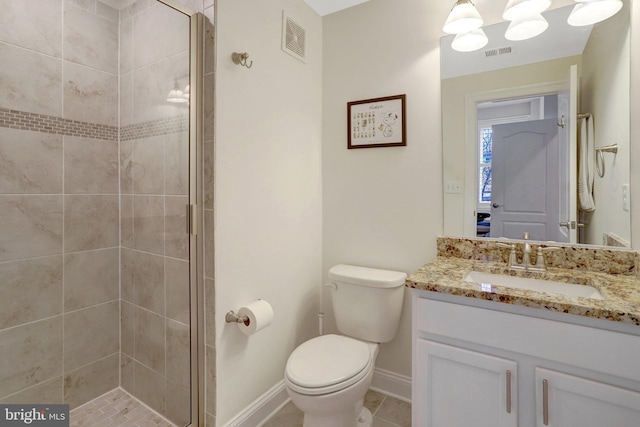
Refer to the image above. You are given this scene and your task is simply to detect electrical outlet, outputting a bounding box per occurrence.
[445,181,462,194]
[622,184,630,212]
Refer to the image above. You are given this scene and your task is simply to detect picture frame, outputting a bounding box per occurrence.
[347,94,406,149]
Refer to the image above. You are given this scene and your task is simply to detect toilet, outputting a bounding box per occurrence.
[284,264,407,427]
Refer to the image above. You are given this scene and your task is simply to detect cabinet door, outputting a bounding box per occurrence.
[415,339,517,427]
[536,368,640,427]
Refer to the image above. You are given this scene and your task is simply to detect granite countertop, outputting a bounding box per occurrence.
[406,238,640,326]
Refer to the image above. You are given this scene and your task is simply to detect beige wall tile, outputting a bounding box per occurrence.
[132,136,164,194]
[0,256,63,329]
[63,61,118,127]
[0,0,62,57]
[64,354,118,409]
[0,317,63,398]
[120,354,135,395]
[134,361,165,415]
[165,378,190,426]
[0,128,63,194]
[64,248,119,312]
[132,3,166,69]
[132,62,166,124]
[133,195,164,255]
[165,131,189,196]
[0,195,63,262]
[63,4,118,74]
[121,249,164,313]
[64,195,119,252]
[166,319,190,390]
[121,301,135,357]
[205,277,215,346]
[0,376,63,405]
[166,257,189,324]
[63,301,118,371]
[0,42,62,117]
[121,195,134,248]
[165,195,188,260]
[134,307,165,374]
[206,344,216,417]
[64,136,118,194]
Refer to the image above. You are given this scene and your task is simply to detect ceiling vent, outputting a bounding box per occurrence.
[484,46,513,58]
[282,12,306,63]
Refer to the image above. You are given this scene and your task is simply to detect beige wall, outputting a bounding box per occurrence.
[214,0,323,424]
[322,0,443,377]
[581,1,632,245]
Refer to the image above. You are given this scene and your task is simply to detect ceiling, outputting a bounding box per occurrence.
[303,0,369,16]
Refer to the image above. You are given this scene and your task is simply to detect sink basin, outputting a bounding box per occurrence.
[464,271,605,300]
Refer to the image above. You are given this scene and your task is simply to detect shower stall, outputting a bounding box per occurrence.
[0,1,207,425]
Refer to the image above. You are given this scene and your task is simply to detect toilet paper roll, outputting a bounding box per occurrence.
[237,300,274,335]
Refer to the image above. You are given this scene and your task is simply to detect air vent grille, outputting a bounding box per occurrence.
[484,46,513,58]
[282,12,306,63]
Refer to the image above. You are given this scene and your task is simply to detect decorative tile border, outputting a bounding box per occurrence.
[0,108,189,142]
[120,115,189,141]
[0,108,118,141]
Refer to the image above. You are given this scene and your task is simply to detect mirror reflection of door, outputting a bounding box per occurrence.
[490,119,568,242]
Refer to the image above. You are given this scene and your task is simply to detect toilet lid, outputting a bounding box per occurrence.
[285,335,371,390]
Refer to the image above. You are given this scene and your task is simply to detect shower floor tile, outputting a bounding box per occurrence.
[70,388,175,427]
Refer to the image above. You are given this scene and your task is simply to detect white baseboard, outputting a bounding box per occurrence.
[370,367,412,403]
[222,369,412,427]
[221,381,289,427]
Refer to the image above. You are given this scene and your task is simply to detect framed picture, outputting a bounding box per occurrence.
[347,94,406,149]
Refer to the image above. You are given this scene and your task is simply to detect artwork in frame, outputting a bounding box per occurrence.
[347,94,406,149]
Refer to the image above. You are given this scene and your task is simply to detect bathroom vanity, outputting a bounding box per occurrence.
[408,237,640,427]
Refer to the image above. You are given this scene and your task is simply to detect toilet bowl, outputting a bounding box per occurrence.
[284,334,378,427]
[284,264,406,427]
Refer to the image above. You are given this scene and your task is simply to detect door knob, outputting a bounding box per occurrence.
[492,202,503,208]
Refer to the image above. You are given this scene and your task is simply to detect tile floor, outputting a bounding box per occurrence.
[69,388,175,427]
[262,390,412,427]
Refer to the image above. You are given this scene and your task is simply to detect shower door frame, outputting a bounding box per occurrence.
[157,2,205,426]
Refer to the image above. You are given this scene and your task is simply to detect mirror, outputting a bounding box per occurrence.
[441,2,631,247]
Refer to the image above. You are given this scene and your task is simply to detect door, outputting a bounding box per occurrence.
[536,368,640,427]
[415,339,517,427]
[490,119,566,241]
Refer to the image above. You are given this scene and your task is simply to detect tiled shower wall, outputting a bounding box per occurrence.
[0,1,216,425]
[0,0,120,407]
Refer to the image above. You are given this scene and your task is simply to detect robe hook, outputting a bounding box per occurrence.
[231,52,253,69]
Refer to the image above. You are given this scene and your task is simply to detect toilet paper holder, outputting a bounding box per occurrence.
[225,310,250,326]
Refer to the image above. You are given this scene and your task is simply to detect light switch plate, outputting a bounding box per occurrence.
[445,181,462,194]
[622,184,630,212]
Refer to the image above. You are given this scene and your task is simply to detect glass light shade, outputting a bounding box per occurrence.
[503,0,551,21]
[443,0,484,34]
[167,89,188,103]
[505,14,549,40]
[451,28,489,52]
[567,0,623,26]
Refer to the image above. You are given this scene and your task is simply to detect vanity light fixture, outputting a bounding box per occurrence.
[567,0,623,26]
[451,28,489,52]
[505,13,549,40]
[503,0,551,21]
[443,0,484,34]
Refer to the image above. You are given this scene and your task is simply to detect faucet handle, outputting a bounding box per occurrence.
[523,232,530,240]
[535,246,561,268]
[496,242,515,249]
[496,242,516,266]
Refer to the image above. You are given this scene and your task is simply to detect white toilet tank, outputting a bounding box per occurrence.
[327,264,407,343]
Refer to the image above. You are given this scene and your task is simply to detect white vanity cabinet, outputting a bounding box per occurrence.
[534,368,640,427]
[415,339,517,427]
[413,294,640,427]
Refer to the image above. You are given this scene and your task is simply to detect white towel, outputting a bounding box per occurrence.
[578,115,596,212]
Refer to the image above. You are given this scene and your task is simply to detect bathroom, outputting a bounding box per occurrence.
[0,0,639,426]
